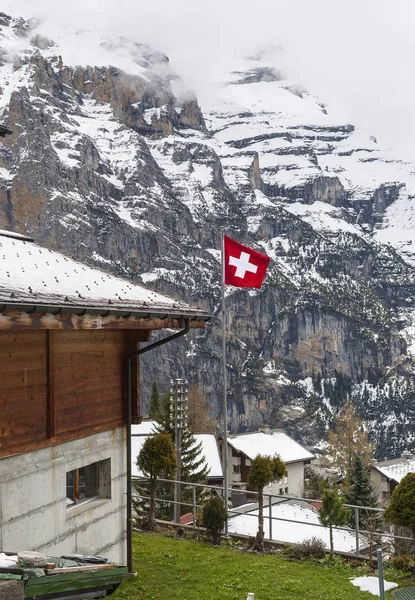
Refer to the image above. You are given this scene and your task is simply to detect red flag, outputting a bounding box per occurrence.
[224,235,270,288]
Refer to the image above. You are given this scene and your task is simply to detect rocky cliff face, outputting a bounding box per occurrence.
[1,13,415,458]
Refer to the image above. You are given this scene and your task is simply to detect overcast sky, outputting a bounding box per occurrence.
[7,0,415,159]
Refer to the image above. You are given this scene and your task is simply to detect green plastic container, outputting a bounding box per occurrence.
[0,555,128,599]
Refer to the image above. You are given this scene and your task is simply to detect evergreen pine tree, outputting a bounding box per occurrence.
[148,380,161,419]
[345,455,379,530]
[154,391,209,515]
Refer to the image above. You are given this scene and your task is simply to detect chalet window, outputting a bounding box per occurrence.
[285,487,288,494]
[66,459,111,508]
[233,464,241,474]
[279,488,284,495]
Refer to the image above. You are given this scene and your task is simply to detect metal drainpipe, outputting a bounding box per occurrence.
[125,318,190,573]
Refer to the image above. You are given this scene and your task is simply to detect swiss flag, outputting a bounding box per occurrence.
[224,235,270,289]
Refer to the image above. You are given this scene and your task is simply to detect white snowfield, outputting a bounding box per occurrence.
[227,431,314,463]
[0,232,207,317]
[227,500,367,553]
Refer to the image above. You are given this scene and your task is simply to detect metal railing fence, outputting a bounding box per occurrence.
[132,476,413,556]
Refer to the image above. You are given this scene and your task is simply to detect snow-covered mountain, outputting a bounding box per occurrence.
[2,12,415,458]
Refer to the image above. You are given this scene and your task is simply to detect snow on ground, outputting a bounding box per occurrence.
[0,167,14,182]
[0,60,31,116]
[228,501,366,553]
[50,132,80,168]
[285,201,363,236]
[374,191,415,262]
[30,23,150,79]
[75,99,143,183]
[147,136,228,220]
[350,577,398,596]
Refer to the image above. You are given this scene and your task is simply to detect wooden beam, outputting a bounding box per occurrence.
[45,564,117,574]
[0,311,207,331]
[46,330,55,438]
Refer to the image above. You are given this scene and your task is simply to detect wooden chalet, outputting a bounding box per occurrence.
[0,230,209,571]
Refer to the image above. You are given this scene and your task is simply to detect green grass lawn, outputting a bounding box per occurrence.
[112,532,410,600]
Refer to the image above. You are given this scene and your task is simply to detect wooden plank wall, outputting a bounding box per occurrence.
[0,331,48,456]
[0,329,145,458]
[54,330,125,439]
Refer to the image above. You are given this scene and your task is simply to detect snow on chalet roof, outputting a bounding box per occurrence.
[131,420,223,479]
[227,431,314,464]
[0,231,209,320]
[372,455,415,484]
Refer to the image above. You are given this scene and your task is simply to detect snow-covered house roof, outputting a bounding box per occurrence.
[196,434,223,479]
[228,500,366,553]
[372,455,415,484]
[131,420,223,479]
[131,420,158,436]
[0,231,209,322]
[227,431,314,464]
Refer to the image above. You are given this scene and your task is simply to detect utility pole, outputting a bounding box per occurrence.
[171,378,188,523]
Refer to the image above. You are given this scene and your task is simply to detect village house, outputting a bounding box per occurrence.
[226,427,314,501]
[0,230,209,570]
[370,451,415,506]
[131,420,223,487]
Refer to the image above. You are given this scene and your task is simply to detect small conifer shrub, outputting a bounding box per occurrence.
[202,495,226,544]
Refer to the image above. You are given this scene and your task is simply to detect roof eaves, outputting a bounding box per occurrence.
[371,465,395,481]
[0,302,211,322]
[284,455,315,464]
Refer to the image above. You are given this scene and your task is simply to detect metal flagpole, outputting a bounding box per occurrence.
[221,233,229,536]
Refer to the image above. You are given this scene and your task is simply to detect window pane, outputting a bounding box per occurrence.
[79,464,98,501]
[66,470,76,506]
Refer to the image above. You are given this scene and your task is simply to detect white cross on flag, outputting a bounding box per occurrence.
[224,235,270,289]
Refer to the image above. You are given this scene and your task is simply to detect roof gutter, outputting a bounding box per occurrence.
[125,318,191,573]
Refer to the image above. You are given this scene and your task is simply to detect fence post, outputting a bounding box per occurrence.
[377,548,385,600]
[268,496,272,541]
[192,485,197,530]
[355,507,360,555]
